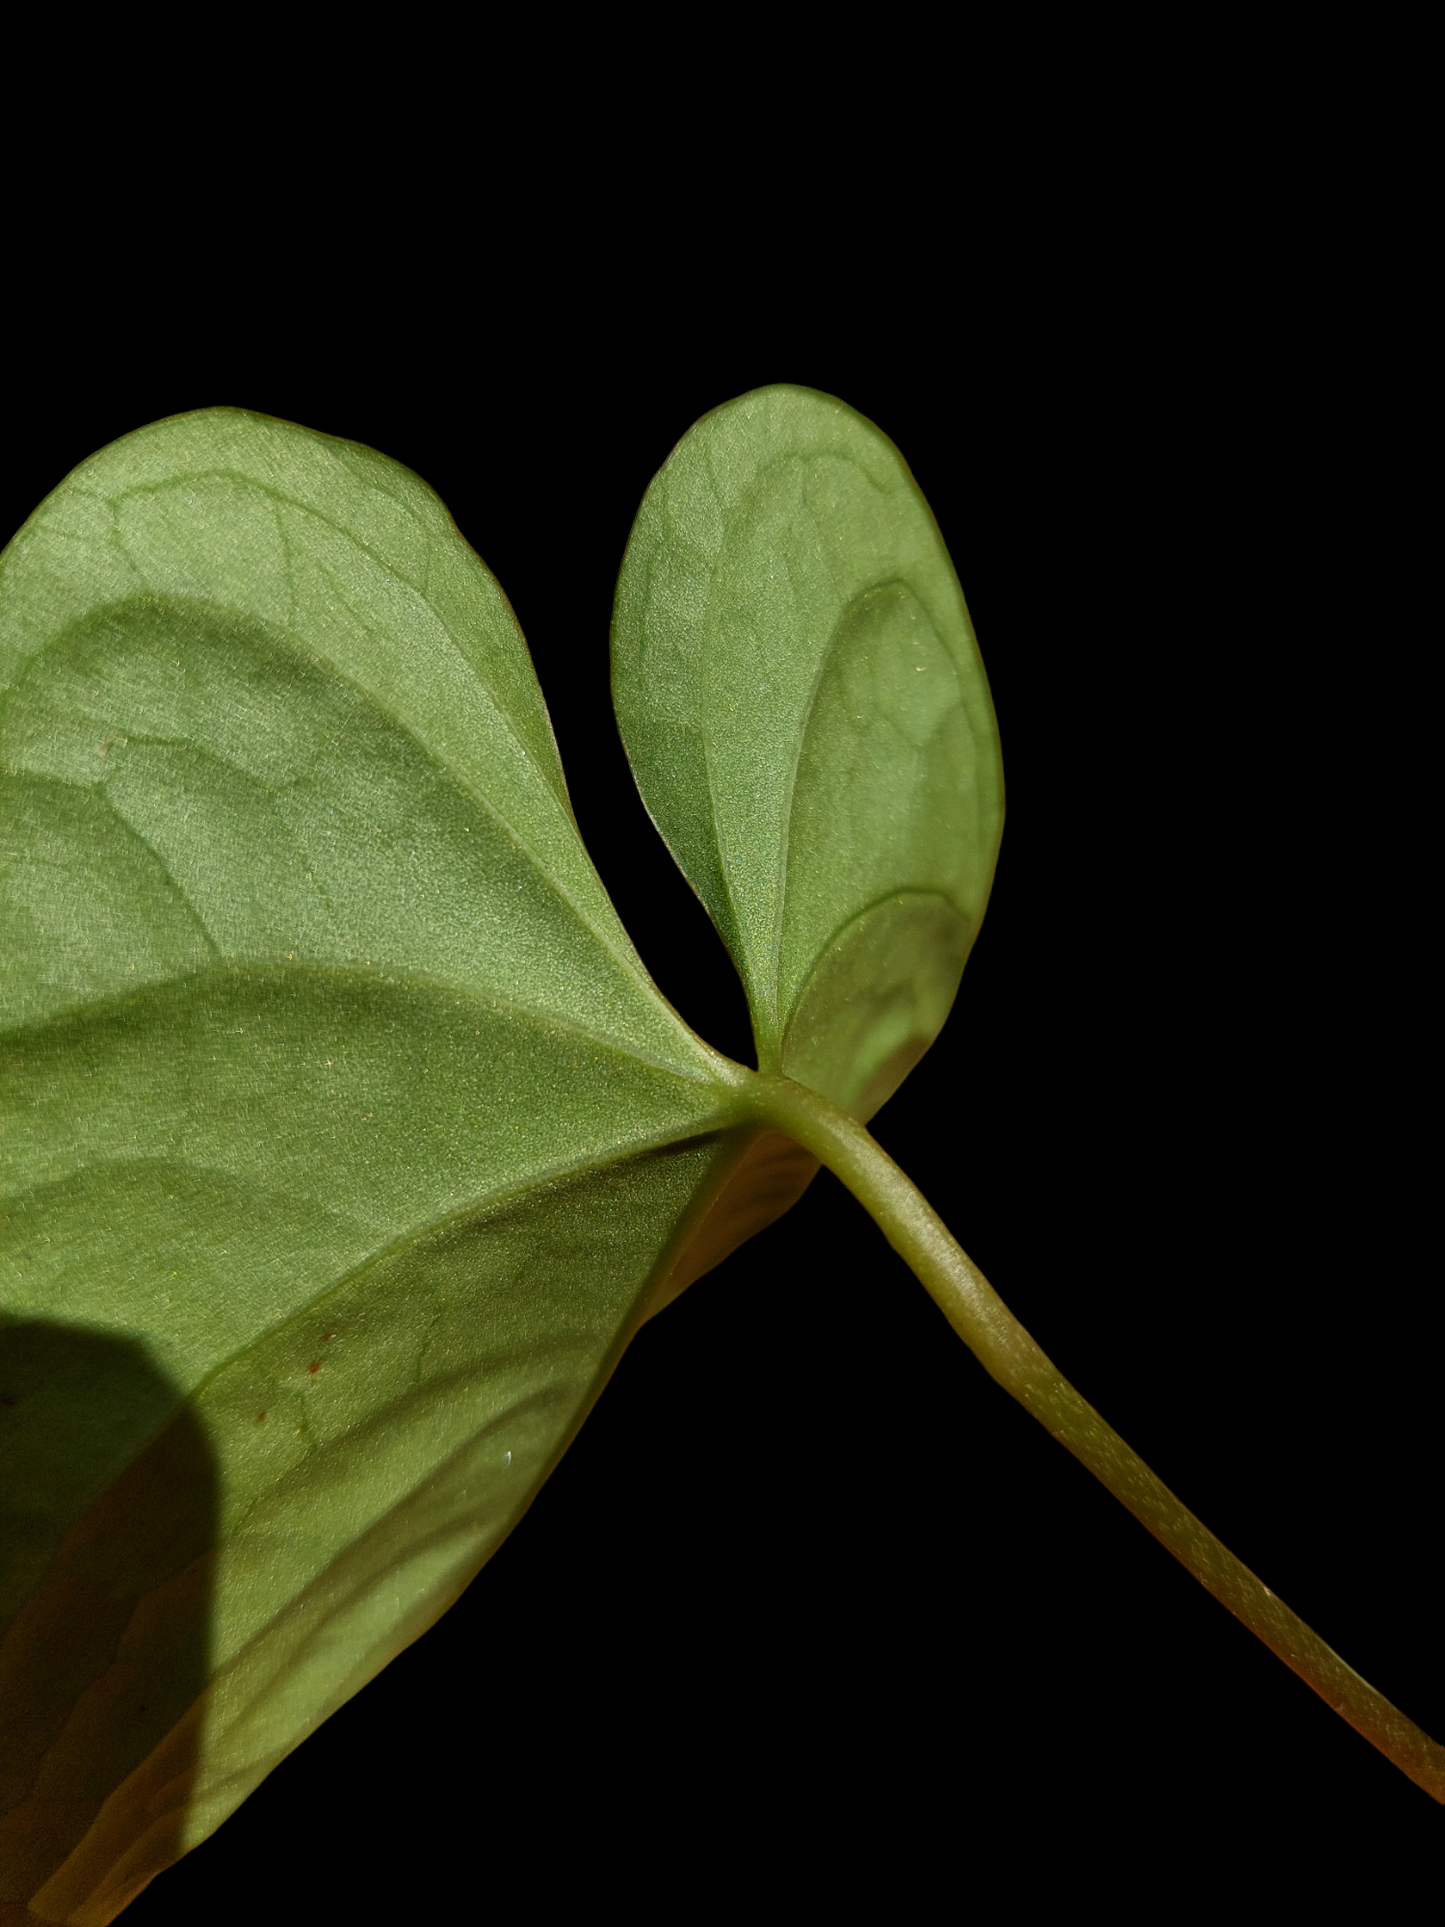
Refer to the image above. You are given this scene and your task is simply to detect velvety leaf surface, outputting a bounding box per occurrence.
[612,385,1004,1117]
[0,412,762,1920]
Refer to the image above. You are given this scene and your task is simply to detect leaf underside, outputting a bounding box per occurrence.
[0,392,1000,1921]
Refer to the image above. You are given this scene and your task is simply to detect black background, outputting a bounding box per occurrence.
[4,257,1436,1910]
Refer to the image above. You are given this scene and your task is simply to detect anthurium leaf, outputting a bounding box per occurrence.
[612,385,1004,1119]
[0,411,787,1919]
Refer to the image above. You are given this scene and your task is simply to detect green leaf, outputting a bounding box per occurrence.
[2,391,998,1916]
[0,410,797,1918]
[612,384,1004,1119]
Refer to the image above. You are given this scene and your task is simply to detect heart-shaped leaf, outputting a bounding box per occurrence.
[1,393,1005,1919]
[612,385,1004,1119]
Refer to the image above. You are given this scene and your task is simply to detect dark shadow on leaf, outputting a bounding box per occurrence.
[0,1320,215,1924]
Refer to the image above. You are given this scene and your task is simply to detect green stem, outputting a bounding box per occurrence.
[744,1071,1445,1802]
